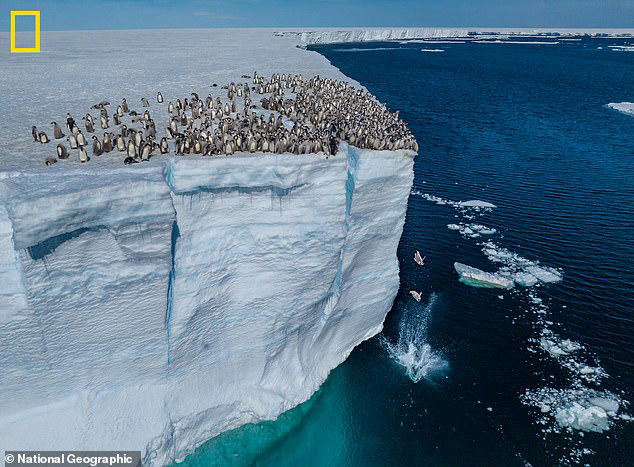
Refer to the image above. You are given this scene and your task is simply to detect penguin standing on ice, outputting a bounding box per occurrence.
[66,113,76,132]
[157,92,163,104]
[76,131,86,147]
[122,98,129,113]
[67,133,78,149]
[160,137,169,154]
[103,133,113,152]
[32,126,39,142]
[141,97,150,107]
[78,146,89,163]
[92,135,103,156]
[56,143,69,159]
[52,122,64,139]
[83,116,94,133]
[39,131,49,143]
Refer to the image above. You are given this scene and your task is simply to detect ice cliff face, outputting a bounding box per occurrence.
[0,144,414,464]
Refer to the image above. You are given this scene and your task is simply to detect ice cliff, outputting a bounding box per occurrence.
[0,143,414,464]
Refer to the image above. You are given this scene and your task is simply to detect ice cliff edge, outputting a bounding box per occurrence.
[0,143,415,464]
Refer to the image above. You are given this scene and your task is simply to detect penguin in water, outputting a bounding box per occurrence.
[52,122,64,139]
[32,126,39,142]
[56,143,69,159]
[157,92,164,104]
[39,131,49,143]
[78,146,89,163]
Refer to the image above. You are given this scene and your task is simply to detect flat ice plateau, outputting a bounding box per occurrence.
[0,29,414,464]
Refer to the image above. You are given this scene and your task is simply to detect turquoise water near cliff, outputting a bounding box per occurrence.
[182,37,634,466]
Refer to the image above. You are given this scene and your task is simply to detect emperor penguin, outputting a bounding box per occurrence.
[83,116,94,133]
[67,134,78,149]
[103,133,113,152]
[32,126,39,142]
[100,115,109,130]
[39,132,49,143]
[122,98,129,113]
[117,105,124,117]
[116,134,126,152]
[140,142,151,161]
[78,146,89,163]
[160,137,169,154]
[52,122,64,139]
[127,140,136,159]
[124,156,137,165]
[66,113,76,131]
[168,101,174,114]
[56,143,69,159]
[113,113,121,126]
[92,136,103,156]
[141,97,150,107]
[45,156,57,166]
[157,92,164,104]
[76,131,87,147]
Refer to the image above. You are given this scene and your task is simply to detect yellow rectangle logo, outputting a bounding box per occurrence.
[10,10,41,53]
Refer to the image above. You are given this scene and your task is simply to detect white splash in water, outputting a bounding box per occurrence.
[383,293,448,383]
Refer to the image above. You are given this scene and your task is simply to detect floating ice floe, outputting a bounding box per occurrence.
[447,223,496,238]
[480,241,563,287]
[607,102,634,116]
[521,387,628,434]
[420,49,445,53]
[454,262,514,289]
[458,200,497,208]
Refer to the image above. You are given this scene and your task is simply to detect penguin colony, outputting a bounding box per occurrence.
[32,72,418,166]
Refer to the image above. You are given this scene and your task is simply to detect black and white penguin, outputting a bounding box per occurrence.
[116,134,125,152]
[56,143,69,159]
[141,97,150,107]
[78,146,89,163]
[127,140,136,159]
[67,134,78,149]
[83,116,94,133]
[140,142,151,161]
[123,156,137,165]
[39,131,49,143]
[76,131,86,147]
[66,113,76,132]
[92,135,103,156]
[122,98,129,113]
[160,137,169,154]
[45,156,57,166]
[32,126,39,142]
[157,92,164,104]
[103,133,113,152]
[100,115,109,130]
[52,122,64,139]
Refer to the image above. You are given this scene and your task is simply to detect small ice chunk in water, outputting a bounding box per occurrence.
[555,403,610,433]
[458,200,497,208]
[454,262,514,289]
[587,397,620,413]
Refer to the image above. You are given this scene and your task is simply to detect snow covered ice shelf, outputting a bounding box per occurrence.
[0,144,415,464]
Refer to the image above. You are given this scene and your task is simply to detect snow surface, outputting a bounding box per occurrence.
[0,29,415,465]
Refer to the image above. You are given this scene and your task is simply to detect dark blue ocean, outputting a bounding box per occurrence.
[182,38,634,466]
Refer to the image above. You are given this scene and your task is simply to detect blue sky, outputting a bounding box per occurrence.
[2,0,634,31]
